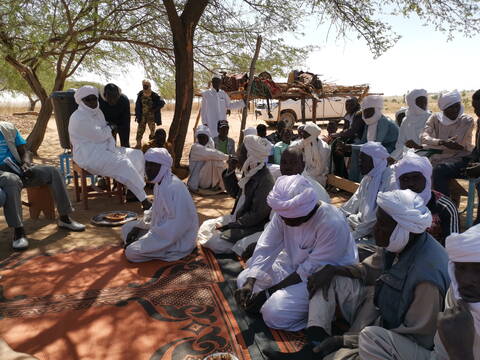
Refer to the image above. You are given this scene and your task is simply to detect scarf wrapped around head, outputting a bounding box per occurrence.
[238,135,272,189]
[361,95,384,125]
[300,122,323,174]
[445,224,480,335]
[74,86,101,116]
[394,151,432,204]
[406,89,428,116]
[243,127,257,136]
[267,174,320,219]
[195,125,215,148]
[145,148,175,219]
[437,90,464,126]
[377,189,432,253]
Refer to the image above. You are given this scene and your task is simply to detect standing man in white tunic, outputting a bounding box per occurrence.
[235,175,358,332]
[68,86,151,209]
[201,75,245,138]
[122,148,198,262]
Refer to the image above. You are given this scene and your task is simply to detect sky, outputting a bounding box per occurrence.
[109,12,479,99]
[2,9,479,102]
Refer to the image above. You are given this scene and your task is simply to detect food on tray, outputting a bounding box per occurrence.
[104,212,128,222]
[204,353,238,360]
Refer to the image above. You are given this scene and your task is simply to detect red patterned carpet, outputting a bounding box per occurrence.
[0,245,304,359]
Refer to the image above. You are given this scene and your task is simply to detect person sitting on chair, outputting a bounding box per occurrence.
[68,86,151,210]
[421,90,474,198]
[0,121,85,250]
[213,120,236,155]
[122,148,198,262]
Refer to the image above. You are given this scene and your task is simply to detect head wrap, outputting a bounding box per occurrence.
[243,127,257,136]
[406,89,428,116]
[238,135,272,189]
[142,80,151,86]
[361,142,389,178]
[437,90,464,126]
[377,189,432,253]
[394,151,432,204]
[361,95,384,125]
[395,107,407,121]
[267,175,320,219]
[445,225,480,335]
[212,74,222,80]
[195,125,215,148]
[303,122,322,138]
[144,148,175,219]
[74,86,100,115]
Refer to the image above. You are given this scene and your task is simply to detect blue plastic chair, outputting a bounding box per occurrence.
[465,177,480,228]
[59,151,95,185]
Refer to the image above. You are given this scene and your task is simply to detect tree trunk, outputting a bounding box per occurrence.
[27,96,39,111]
[164,0,209,168]
[168,38,194,168]
[27,99,53,153]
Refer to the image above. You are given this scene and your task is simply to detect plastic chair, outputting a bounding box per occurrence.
[465,177,480,228]
[59,151,95,185]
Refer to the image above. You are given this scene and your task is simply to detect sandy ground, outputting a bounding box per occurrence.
[0,109,472,261]
[0,109,264,260]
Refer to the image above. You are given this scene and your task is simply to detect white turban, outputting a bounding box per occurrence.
[195,124,215,148]
[74,85,98,105]
[212,73,222,80]
[406,89,428,116]
[361,95,384,125]
[267,174,320,218]
[238,135,272,189]
[445,224,480,335]
[303,122,321,138]
[361,142,389,178]
[377,189,432,253]
[437,90,464,126]
[144,148,175,219]
[394,151,432,204]
[243,127,257,136]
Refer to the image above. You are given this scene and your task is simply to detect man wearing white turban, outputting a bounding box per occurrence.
[198,135,275,254]
[187,125,228,193]
[290,121,330,186]
[122,148,198,262]
[391,89,431,159]
[341,142,392,241]
[235,174,358,334]
[287,189,449,360]
[201,75,245,138]
[395,151,458,245]
[339,95,398,182]
[68,85,150,209]
[421,89,474,197]
[358,224,480,360]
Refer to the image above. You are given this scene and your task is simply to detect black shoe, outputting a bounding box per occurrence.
[263,343,315,360]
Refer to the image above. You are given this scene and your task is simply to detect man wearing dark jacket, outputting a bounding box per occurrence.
[99,83,131,147]
[134,80,165,148]
[199,135,274,254]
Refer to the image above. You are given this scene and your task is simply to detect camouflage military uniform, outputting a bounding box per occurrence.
[136,94,156,145]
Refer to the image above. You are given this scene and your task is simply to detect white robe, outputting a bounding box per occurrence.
[291,137,331,186]
[122,176,198,262]
[237,203,358,331]
[341,167,393,240]
[187,143,228,191]
[69,106,146,201]
[200,88,244,137]
[391,110,431,159]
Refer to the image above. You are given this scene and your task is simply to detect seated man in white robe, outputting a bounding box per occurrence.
[291,122,330,186]
[187,125,228,193]
[270,189,447,360]
[340,142,392,241]
[235,175,358,332]
[69,86,150,209]
[232,147,331,259]
[198,135,274,254]
[359,224,480,360]
[391,89,431,159]
[122,148,198,262]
